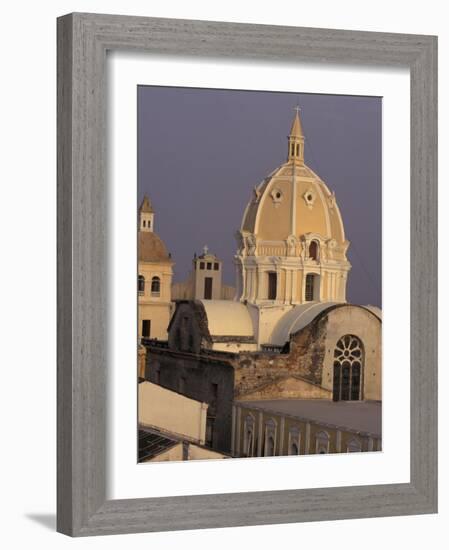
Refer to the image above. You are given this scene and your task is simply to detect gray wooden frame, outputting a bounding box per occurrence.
[57,12,437,537]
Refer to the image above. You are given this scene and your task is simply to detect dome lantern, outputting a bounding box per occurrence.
[287,106,305,164]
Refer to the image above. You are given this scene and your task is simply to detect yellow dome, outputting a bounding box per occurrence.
[240,108,347,247]
[241,162,346,245]
[235,109,351,307]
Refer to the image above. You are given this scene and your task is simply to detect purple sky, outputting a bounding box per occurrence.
[138,87,382,308]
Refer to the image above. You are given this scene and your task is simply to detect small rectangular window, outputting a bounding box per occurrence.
[305,274,315,301]
[199,262,205,270]
[204,277,213,299]
[142,320,151,338]
[214,263,219,271]
[268,272,277,300]
[207,262,212,270]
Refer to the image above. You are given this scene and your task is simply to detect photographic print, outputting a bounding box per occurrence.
[137,87,382,462]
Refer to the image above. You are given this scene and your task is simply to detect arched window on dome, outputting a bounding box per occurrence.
[138,275,145,294]
[151,276,161,297]
[305,273,320,301]
[309,240,319,261]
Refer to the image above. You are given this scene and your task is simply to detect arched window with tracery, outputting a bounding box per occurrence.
[309,240,319,260]
[151,276,161,296]
[332,334,364,401]
[138,275,145,294]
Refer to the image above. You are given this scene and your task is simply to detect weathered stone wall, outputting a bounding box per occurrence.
[230,314,328,399]
[239,376,331,401]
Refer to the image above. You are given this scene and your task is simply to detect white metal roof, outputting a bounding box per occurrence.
[199,300,255,337]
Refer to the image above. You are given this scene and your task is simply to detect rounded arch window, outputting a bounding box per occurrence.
[151,276,161,296]
[333,335,364,401]
[138,275,145,294]
[309,240,319,260]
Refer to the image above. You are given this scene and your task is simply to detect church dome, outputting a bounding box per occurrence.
[235,109,351,306]
[138,231,171,262]
[240,109,346,246]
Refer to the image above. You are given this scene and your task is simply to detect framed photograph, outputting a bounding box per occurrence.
[57,13,437,536]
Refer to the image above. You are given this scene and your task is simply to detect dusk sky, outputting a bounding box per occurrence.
[138,86,382,308]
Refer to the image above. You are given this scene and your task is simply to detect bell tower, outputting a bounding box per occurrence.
[192,245,223,300]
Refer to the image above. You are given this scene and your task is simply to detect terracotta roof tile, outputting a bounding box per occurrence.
[138,231,171,262]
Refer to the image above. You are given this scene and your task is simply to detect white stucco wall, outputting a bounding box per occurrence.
[138,381,208,444]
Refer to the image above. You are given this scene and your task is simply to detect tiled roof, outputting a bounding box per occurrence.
[138,231,171,262]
